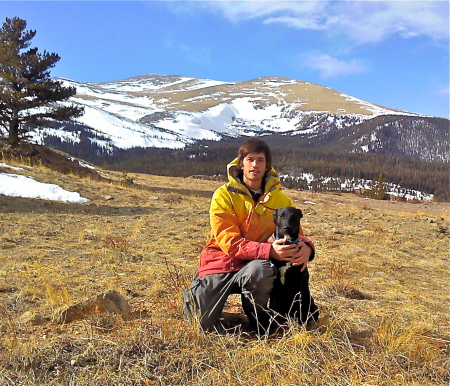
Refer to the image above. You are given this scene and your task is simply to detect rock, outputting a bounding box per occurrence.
[104,195,114,201]
[56,289,131,324]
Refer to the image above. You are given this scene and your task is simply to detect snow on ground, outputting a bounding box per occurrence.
[72,96,158,121]
[68,158,96,170]
[266,80,299,87]
[82,76,194,93]
[157,112,223,140]
[281,173,434,201]
[160,98,306,137]
[29,127,82,145]
[340,93,423,117]
[77,105,187,149]
[232,98,279,121]
[192,103,238,134]
[74,87,157,109]
[0,171,89,203]
[0,163,24,171]
[183,79,231,91]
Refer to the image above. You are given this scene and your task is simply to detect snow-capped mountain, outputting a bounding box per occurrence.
[30,74,449,162]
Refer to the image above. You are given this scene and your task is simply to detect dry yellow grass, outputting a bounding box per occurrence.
[0,163,448,385]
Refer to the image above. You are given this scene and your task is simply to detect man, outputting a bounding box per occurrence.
[183,138,317,334]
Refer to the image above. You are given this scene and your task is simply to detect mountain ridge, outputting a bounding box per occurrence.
[26,73,448,164]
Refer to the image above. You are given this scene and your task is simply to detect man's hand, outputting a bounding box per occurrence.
[270,239,298,261]
[290,241,312,272]
[270,240,312,272]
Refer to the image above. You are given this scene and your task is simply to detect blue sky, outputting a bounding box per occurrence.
[1,1,449,118]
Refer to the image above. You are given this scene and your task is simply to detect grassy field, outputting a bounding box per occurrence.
[0,161,448,385]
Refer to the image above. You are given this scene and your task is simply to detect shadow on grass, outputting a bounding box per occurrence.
[133,182,215,198]
[0,195,158,216]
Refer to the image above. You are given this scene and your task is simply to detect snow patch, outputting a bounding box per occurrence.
[77,106,187,149]
[339,93,423,118]
[0,173,89,203]
[183,79,230,91]
[29,127,81,145]
[0,163,24,171]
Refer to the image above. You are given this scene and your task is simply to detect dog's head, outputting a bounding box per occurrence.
[273,206,303,242]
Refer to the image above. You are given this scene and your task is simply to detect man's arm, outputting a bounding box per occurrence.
[209,190,271,261]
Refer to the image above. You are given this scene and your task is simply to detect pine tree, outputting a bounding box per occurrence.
[370,174,390,200]
[0,17,83,146]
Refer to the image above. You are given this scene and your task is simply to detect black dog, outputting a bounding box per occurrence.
[270,206,319,325]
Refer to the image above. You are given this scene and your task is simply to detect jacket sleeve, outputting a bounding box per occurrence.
[209,189,271,261]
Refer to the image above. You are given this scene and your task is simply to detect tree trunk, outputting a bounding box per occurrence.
[8,115,20,147]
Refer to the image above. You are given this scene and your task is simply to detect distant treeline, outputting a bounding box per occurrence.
[99,142,449,202]
[41,134,449,201]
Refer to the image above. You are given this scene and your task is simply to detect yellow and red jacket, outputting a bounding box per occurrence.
[198,158,315,278]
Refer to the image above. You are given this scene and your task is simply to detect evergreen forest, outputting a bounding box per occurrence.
[44,135,448,202]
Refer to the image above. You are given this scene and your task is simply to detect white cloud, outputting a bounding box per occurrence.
[263,15,330,30]
[305,54,368,78]
[201,1,449,44]
[332,1,449,43]
[199,1,329,24]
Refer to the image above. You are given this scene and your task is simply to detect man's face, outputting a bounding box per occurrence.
[241,152,267,187]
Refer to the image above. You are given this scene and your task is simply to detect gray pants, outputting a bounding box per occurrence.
[183,260,277,334]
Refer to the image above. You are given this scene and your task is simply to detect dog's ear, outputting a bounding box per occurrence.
[273,208,279,222]
[297,208,303,219]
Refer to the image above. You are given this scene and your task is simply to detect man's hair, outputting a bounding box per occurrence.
[237,137,272,171]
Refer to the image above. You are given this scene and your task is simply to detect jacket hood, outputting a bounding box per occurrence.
[226,157,281,194]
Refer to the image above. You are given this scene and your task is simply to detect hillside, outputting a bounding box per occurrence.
[27,74,449,164]
[0,157,448,385]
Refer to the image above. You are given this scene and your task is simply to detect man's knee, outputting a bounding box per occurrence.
[243,259,276,278]
[238,260,277,292]
[188,273,236,331]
